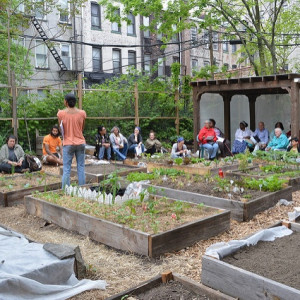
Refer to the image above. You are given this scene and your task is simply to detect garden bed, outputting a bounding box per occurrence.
[24,186,230,257]
[0,172,64,207]
[60,163,147,183]
[201,222,300,300]
[106,272,234,300]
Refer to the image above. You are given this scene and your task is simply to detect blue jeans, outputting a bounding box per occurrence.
[202,143,219,159]
[62,144,85,188]
[128,144,144,154]
[112,143,128,160]
[98,146,111,160]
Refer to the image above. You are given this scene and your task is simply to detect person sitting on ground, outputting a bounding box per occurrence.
[287,137,300,153]
[128,127,145,158]
[171,137,191,158]
[265,128,289,151]
[0,135,29,173]
[286,124,291,138]
[232,121,253,154]
[109,126,128,161]
[252,121,269,151]
[269,122,286,140]
[209,118,231,157]
[42,125,63,165]
[198,120,219,160]
[145,131,162,155]
[95,125,111,160]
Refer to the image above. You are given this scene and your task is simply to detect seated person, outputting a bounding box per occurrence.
[266,128,289,151]
[128,127,144,158]
[42,125,63,165]
[0,135,28,173]
[232,121,253,154]
[109,126,128,161]
[286,124,291,138]
[252,121,269,151]
[269,122,286,140]
[171,137,191,158]
[95,125,111,160]
[198,120,219,160]
[287,137,300,153]
[145,131,162,155]
[209,118,231,157]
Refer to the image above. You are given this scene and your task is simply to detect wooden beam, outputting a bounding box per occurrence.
[193,90,201,151]
[77,73,83,109]
[290,81,300,138]
[134,83,139,126]
[174,90,179,135]
[248,95,257,132]
[223,94,232,140]
[11,72,18,138]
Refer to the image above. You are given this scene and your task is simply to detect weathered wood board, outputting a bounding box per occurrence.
[142,184,293,222]
[24,194,230,257]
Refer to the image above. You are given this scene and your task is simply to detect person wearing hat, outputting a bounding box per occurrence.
[287,137,300,153]
[232,121,253,154]
[128,126,144,158]
[171,137,191,158]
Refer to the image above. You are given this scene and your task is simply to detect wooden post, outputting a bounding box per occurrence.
[193,89,201,151]
[11,72,18,138]
[77,73,83,109]
[134,83,139,126]
[248,95,257,132]
[223,94,232,140]
[290,81,300,138]
[174,89,179,135]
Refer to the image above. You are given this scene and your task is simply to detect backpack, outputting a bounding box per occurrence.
[26,155,42,172]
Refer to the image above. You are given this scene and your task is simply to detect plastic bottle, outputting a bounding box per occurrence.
[218,168,224,178]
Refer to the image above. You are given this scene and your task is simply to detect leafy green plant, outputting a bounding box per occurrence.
[243,176,287,192]
[174,157,183,166]
[260,165,284,173]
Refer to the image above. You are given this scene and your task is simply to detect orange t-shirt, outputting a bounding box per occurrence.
[43,134,62,155]
[57,109,86,145]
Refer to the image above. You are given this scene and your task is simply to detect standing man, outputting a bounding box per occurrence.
[57,94,86,188]
[95,126,111,160]
[42,125,63,165]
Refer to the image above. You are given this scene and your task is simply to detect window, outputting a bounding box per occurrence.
[143,16,150,37]
[223,40,229,52]
[191,27,197,42]
[17,2,24,12]
[13,37,25,46]
[92,47,102,72]
[172,24,179,42]
[91,2,101,29]
[203,30,209,49]
[192,59,198,71]
[144,54,151,74]
[35,41,48,68]
[204,60,210,66]
[232,44,237,53]
[157,22,162,40]
[37,89,46,99]
[112,49,121,74]
[34,0,46,20]
[111,9,121,33]
[173,56,179,63]
[59,0,69,23]
[232,64,237,69]
[127,13,135,36]
[213,32,218,50]
[157,57,164,76]
[61,44,72,69]
[128,51,136,68]
[283,64,289,71]
[223,63,229,70]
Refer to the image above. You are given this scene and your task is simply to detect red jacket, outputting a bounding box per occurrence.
[198,127,217,144]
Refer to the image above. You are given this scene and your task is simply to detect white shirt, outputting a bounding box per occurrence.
[235,128,253,142]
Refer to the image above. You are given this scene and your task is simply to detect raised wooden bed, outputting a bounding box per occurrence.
[0,172,64,207]
[142,183,293,221]
[106,271,234,300]
[60,163,147,183]
[226,166,300,191]
[24,193,230,257]
[201,222,300,300]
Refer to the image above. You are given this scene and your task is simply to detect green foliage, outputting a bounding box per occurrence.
[174,157,183,166]
[260,165,284,174]
[243,176,287,192]
[127,168,185,182]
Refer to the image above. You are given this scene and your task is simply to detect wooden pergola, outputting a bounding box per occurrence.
[191,73,300,150]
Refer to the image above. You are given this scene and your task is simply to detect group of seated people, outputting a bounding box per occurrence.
[232,121,300,154]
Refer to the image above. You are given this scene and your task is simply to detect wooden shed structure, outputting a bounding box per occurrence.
[191,73,300,150]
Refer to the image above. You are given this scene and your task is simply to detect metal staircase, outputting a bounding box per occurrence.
[31,16,68,71]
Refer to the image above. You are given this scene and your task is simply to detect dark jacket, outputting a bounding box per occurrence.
[95,133,111,156]
[128,133,143,148]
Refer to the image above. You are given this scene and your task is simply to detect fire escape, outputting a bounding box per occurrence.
[30,16,68,71]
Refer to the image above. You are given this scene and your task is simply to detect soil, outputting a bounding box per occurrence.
[236,166,300,178]
[223,232,300,290]
[81,164,130,175]
[150,175,267,201]
[129,280,210,300]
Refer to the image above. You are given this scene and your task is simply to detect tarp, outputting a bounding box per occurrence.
[0,226,106,300]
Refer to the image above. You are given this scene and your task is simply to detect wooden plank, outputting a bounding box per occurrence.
[202,255,300,300]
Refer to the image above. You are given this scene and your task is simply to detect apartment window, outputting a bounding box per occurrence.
[91,2,101,29]
[127,13,135,36]
[143,16,150,37]
[157,22,162,40]
[37,89,46,99]
[172,24,179,42]
[144,54,151,74]
[191,27,197,42]
[283,64,289,71]
[213,32,218,50]
[223,63,229,70]
[35,41,48,68]
[223,41,229,52]
[111,9,121,33]
[157,58,164,76]
[61,44,72,69]
[203,30,209,49]
[192,59,198,71]
[128,51,136,68]
[204,60,210,66]
[92,47,102,72]
[112,49,121,74]
[232,44,237,53]
[13,37,25,46]
[173,56,179,63]
[232,64,237,69]
[59,0,69,23]
[34,0,46,20]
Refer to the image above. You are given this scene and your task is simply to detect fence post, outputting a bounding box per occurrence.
[175,89,179,135]
[134,83,139,126]
[11,72,18,138]
[77,73,83,109]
